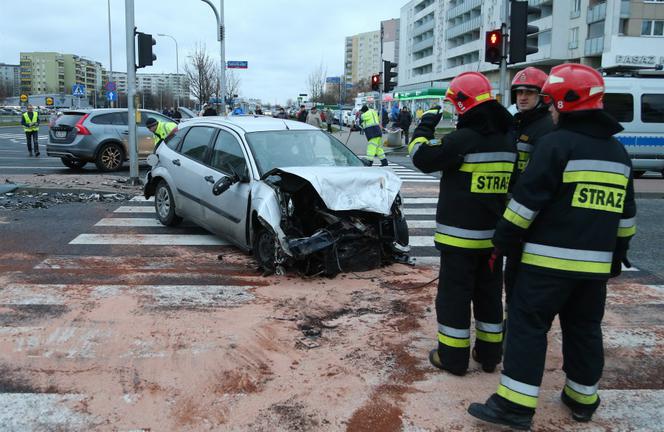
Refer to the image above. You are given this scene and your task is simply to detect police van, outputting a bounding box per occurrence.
[603,76,664,177]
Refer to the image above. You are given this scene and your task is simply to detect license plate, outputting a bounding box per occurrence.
[55,131,66,138]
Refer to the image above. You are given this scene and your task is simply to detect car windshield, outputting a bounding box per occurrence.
[245,130,363,175]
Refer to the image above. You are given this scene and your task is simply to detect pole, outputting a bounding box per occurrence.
[125,0,139,184]
[499,0,510,107]
[219,0,226,115]
[157,34,180,108]
[107,0,114,108]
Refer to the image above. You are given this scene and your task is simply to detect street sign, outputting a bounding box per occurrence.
[105,81,117,92]
[326,77,341,84]
[19,94,28,103]
[72,84,86,97]
[45,97,54,106]
[299,93,308,97]
[106,91,117,102]
[227,61,248,69]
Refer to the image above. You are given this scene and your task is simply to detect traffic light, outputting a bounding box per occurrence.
[136,31,156,68]
[371,74,381,92]
[383,60,398,93]
[484,29,503,64]
[510,1,540,64]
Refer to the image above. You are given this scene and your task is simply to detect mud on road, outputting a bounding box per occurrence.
[0,245,663,430]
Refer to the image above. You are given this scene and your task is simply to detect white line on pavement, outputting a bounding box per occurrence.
[69,233,229,245]
[94,218,163,227]
[408,236,435,247]
[406,220,437,228]
[403,208,436,215]
[130,196,154,202]
[403,198,438,204]
[114,206,155,213]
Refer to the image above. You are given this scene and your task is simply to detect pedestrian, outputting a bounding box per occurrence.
[296,105,308,122]
[397,106,413,147]
[306,106,322,129]
[275,107,288,119]
[255,105,264,115]
[468,63,637,430]
[202,104,217,116]
[381,106,389,128]
[232,105,244,115]
[171,107,182,122]
[359,105,388,166]
[408,72,515,377]
[146,117,178,152]
[325,109,333,132]
[21,104,40,157]
[503,67,554,307]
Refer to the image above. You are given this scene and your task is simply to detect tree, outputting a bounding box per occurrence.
[307,61,327,104]
[184,44,217,107]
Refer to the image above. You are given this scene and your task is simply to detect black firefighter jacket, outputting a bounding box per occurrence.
[410,101,516,254]
[493,110,637,280]
[510,103,555,175]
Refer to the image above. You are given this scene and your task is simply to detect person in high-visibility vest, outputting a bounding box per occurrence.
[468,63,637,431]
[359,105,388,166]
[21,105,40,157]
[146,117,177,152]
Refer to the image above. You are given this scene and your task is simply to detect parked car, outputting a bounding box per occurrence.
[47,108,175,171]
[177,107,197,122]
[143,116,410,276]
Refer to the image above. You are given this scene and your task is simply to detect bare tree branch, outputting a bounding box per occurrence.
[307,61,327,104]
[184,44,217,106]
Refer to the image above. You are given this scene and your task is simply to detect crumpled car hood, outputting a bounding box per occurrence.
[272,166,402,215]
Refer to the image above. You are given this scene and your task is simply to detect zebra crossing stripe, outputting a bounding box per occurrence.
[406,220,436,228]
[130,196,154,202]
[403,198,437,204]
[95,218,163,227]
[69,233,229,245]
[114,206,156,213]
[403,208,436,215]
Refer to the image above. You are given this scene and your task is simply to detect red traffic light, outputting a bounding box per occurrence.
[485,29,503,64]
[371,75,379,84]
[371,74,381,91]
[488,30,501,47]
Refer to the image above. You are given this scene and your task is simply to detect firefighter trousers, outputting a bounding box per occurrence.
[497,268,606,413]
[436,251,503,375]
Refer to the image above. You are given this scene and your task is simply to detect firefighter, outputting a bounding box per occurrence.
[504,67,555,305]
[360,105,388,167]
[409,72,515,376]
[146,117,177,152]
[468,64,637,430]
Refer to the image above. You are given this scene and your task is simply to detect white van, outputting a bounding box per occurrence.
[603,76,664,177]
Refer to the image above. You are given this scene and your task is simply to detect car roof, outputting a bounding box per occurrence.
[181,115,317,133]
[60,108,165,115]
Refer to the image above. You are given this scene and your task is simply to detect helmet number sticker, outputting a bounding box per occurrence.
[557,101,564,109]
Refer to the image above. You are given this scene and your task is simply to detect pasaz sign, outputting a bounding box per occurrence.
[227,61,248,69]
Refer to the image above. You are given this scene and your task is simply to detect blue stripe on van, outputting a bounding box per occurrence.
[616,135,664,147]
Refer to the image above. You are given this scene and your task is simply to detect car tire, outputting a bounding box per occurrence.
[155,180,182,227]
[395,216,409,247]
[95,142,124,172]
[60,157,87,170]
[633,170,645,179]
[253,227,276,272]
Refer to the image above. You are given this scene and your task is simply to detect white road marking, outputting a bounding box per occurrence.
[405,220,437,228]
[403,208,436,215]
[114,206,155,213]
[130,196,154,202]
[95,218,163,227]
[69,233,229,245]
[408,236,435,247]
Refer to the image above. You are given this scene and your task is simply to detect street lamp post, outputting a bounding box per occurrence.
[157,33,180,108]
[199,0,226,114]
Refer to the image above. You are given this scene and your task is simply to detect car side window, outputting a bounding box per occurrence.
[166,127,186,151]
[642,94,664,123]
[111,112,128,126]
[90,113,116,125]
[210,129,248,176]
[179,126,215,162]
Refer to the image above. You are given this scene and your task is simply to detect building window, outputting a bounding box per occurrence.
[569,27,579,49]
[641,20,664,36]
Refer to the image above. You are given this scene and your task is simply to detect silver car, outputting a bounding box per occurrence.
[143,116,410,276]
[47,108,174,171]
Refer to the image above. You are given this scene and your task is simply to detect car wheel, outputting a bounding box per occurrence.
[60,157,87,170]
[95,142,124,172]
[395,216,409,247]
[633,170,645,179]
[253,227,276,272]
[155,180,182,226]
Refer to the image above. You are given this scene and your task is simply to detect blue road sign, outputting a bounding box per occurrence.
[106,91,117,102]
[72,84,86,97]
[326,77,341,84]
[105,81,117,92]
[227,61,248,69]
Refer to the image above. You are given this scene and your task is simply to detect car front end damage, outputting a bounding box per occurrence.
[253,167,410,276]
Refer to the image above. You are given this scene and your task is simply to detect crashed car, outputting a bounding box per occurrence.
[143,115,409,276]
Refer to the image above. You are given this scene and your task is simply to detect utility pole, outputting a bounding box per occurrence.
[125,0,139,184]
[199,0,226,114]
[499,0,510,107]
[107,0,114,108]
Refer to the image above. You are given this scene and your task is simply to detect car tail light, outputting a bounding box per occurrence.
[75,113,91,135]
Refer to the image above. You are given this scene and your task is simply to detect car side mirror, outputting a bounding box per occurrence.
[212,175,238,196]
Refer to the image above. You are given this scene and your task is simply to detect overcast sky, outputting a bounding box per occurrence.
[1,0,406,104]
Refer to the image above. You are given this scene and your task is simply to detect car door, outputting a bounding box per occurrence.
[168,125,217,225]
[198,128,251,246]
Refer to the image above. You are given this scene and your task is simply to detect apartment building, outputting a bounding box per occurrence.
[19,52,105,98]
[0,63,20,97]
[397,0,664,95]
[344,30,382,84]
[110,72,189,101]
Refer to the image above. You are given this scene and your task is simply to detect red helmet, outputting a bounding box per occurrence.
[511,67,548,92]
[541,63,604,112]
[445,72,493,115]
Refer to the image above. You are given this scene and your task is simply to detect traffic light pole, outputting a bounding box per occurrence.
[499,0,510,108]
[125,0,139,185]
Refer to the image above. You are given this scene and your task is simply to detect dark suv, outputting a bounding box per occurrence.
[47,108,174,171]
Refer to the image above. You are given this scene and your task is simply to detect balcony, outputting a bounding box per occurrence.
[587,2,606,24]
[584,36,604,56]
[413,18,435,37]
[447,0,482,20]
[528,0,553,7]
[446,16,481,39]
[412,36,434,53]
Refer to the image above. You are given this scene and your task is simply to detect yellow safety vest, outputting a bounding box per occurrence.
[22,112,39,132]
[153,121,177,147]
[360,109,380,128]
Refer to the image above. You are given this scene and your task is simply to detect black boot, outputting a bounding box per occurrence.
[428,349,466,376]
[380,158,389,167]
[468,394,533,431]
[561,390,598,422]
[472,346,497,373]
